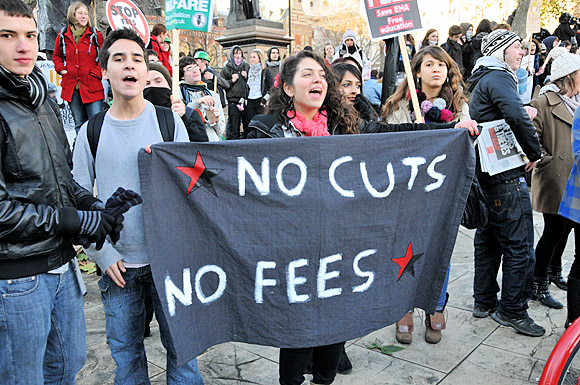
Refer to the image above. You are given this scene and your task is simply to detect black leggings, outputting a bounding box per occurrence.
[279,342,343,385]
[535,213,580,280]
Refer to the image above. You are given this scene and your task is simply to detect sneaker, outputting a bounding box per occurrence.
[491,311,545,337]
[473,305,496,318]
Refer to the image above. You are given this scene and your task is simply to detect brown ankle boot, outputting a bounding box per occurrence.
[395,311,414,344]
[425,311,446,344]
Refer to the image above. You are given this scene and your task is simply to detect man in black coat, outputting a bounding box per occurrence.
[441,25,467,78]
[468,29,544,337]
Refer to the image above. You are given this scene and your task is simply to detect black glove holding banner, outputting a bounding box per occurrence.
[354,94,375,122]
[71,187,140,249]
[76,210,117,250]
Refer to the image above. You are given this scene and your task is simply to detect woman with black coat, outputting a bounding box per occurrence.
[247,50,478,385]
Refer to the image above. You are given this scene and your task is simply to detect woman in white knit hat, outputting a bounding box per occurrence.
[530,47,580,314]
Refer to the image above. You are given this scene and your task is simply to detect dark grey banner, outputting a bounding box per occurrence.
[138,130,474,365]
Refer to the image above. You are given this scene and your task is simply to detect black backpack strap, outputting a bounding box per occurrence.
[88,27,100,62]
[154,106,175,142]
[59,26,68,66]
[87,110,107,160]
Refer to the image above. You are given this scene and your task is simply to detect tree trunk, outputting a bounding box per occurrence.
[511,0,543,39]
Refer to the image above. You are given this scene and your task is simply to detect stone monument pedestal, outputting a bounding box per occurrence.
[217,19,294,58]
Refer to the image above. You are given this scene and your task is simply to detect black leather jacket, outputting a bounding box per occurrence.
[0,84,94,279]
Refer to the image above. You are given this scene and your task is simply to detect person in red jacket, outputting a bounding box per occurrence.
[148,23,172,75]
[53,1,104,133]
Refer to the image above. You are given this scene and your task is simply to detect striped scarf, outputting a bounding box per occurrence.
[180,82,212,106]
[0,64,47,109]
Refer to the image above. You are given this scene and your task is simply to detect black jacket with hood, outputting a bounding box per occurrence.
[468,56,541,187]
[0,67,96,279]
[221,45,251,103]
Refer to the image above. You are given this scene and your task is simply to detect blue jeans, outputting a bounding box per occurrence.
[0,264,86,385]
[436,265,450,311]
[99,266,204,385]
[474,178,535,318]
[69,89,103,133]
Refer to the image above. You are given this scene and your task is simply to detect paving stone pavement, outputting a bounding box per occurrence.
[77,211,572,384]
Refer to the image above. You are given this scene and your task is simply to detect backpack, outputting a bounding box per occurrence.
[58,26,100,66]
[86,106,175,160]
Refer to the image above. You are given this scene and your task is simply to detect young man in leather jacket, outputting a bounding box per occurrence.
[0,1,121,383]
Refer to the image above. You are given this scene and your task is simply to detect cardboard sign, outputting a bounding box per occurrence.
[106,0,150,46]
[363,0,422,41]
[165,0,214,32]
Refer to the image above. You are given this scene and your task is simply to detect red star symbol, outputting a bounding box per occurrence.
[177,152,223,196]
[392,242,424,281]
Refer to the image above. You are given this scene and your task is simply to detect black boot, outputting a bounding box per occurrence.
[533,279,564,309]
[567,276,580,328]
[337,343,352,375]
[548,266,568,291]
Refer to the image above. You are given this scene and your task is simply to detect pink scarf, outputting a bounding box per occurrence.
[288,110,329,137]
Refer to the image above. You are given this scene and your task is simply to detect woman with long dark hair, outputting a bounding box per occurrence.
[382,45,470,345]
[383,46,470,124]
[248,50,478,385]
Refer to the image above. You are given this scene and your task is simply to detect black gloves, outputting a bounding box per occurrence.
[354,94,375,122]
[109,215,124,244]
[77,211,120,250]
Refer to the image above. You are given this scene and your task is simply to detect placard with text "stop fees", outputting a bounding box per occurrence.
[363,0,423,41]
[106,0,150,46]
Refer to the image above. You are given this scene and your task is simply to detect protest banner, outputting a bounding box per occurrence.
[36,61,78,144]
[165,0,215,94]
[362,0,424,121]
[363,0,423,41]
[476,119,527,176]
[105,0,150,46]
[138,129,475,365]
[165,0,214,33]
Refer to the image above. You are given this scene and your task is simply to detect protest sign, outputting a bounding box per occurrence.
[362,0,424,121]
[165,0,214,32]
[36,61,78,144]
[106,0,150,46]
[138,129,475,365]
[363,0,423,41]
[476,119,526,176]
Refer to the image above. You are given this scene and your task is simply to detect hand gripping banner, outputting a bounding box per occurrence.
[138,129,475,365]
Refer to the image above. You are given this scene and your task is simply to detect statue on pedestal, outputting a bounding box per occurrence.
[230,0,260,22]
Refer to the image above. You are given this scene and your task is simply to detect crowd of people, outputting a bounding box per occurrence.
[1,0,580,383]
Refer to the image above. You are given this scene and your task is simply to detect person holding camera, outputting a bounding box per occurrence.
[554,13,578,46]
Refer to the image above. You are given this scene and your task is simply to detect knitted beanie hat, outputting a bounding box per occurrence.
[550,47,580,81]
[342,29,357,44]
[148,63,172,86]
[481,29,521,61]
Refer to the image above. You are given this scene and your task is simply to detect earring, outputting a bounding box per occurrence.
[417,77,422,90]
[286,97,296,119]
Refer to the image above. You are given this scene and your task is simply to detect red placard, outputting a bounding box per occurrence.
[106,0,150,46]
